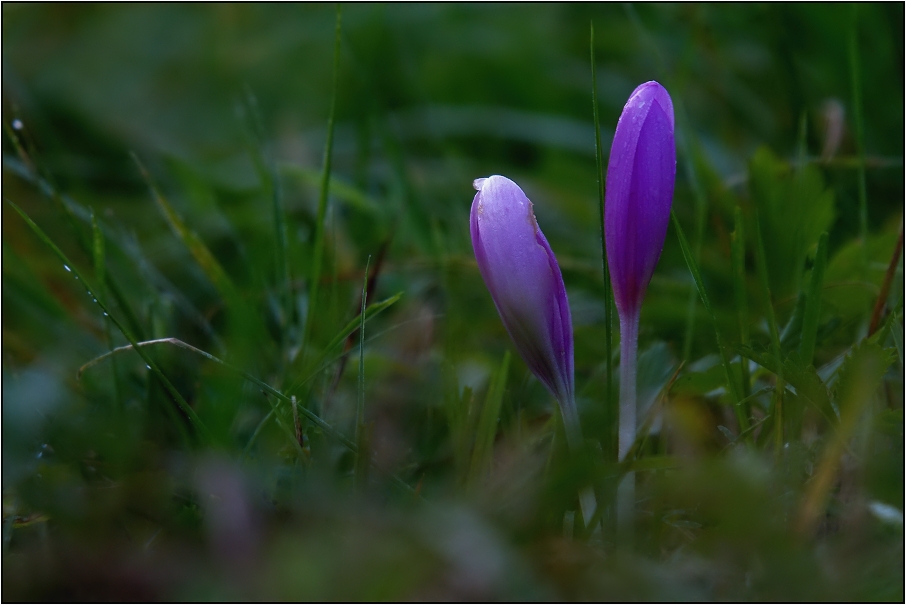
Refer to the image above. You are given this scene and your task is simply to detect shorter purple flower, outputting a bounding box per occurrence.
[470,175,576,436]
[471,175,597,527]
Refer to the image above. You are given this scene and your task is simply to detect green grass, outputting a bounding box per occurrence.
[2,4,903,601]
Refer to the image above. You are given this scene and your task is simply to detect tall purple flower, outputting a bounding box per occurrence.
[606,81,676,330]
[471,175,595,524]
[604,81,675,534]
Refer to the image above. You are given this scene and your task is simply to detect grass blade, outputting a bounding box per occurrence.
[91,212,106,292]
[469,350,511,483]
[357,255,371,435]
[240,87,293,340]
[355,255,372,484]
[92,211,121,409]
[132,154,240,305]
[323,240,391,411]
[8,199,212,444]
[242,408,275,459]
[800,232,829,364]
[731,205,751,403]
[590,22,616,464]
[304,3,343,358]
[751,211,785,454]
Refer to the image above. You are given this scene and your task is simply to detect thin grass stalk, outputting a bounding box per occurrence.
[468,350,511,484]
[800,232,829,364]
[731,206,751,402]
[356,255,371,447]
[752,213,784,454]
[240,87,293,341]
[304,4,343,360]
[132,155,240,304]
[91,212,122,411]
[590,22,615,464]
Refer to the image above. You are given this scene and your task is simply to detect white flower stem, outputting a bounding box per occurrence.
[617,310,640,543]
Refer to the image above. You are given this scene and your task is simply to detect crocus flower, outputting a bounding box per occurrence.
[471,175,595,524]
[470,175,575,427]
[605,81,676,333]
[605,81,675,535]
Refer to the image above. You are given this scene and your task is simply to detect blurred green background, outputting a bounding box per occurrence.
[2,3,903,601]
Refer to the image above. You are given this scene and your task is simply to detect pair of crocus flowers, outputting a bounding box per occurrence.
[470,81,676,470]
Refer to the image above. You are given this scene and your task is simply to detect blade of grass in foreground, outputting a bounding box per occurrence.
[133,154,240,305]
[731,206,751,404]
[468,350,510,484]
[240,87,293,342]
[303,3,343,363]
[800,232,829,365]
[671,211,749,435]
[92,211,121,410]
[590,22,615,465]
[751,212,784,455]
[355,255,371,485]
[7,199,211,445]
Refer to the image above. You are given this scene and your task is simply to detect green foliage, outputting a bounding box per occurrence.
[469,350,511,484]
[749,147,836,305]
[2,4,903,601]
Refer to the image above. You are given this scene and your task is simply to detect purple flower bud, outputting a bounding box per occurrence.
[470,175,575,416]
[605,81,676,321]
